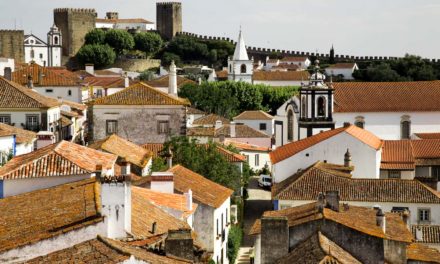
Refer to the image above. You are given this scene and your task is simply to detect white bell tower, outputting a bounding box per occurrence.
[47,24,62,67]
[228,29,253,83]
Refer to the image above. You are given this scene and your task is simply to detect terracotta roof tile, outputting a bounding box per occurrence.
[89,134,152,167]
[0,141,117,180]
[193,114,230,126]
[187,127,215,137]
[271,64,300,71]
[415,132,440,139]
[233,110,273,120]
[253,71,310,81]
[224,140,271,152]
[0,179,102,253]
[407,243,440,263]
[250,202,413,243]
[12,63,79,87]
[272,162,440,204]
[187,107,205,115]
[168,165,233,208]
[411,225,440,244]
[92,82,190,106]
[270,125,382,164]
[83,76,136,88]
[141,143,165,158]
[132,187,197,218]
[333,81,440,112]
[0,76,61,108]
[0,123,36,144]
[216,70,228,79]
[61,99,87,111]
[145,75,196,88]
[215,124,270,138]
[280,56,309,62]
[381,139,440,169]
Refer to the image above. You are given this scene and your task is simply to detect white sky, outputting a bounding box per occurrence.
[0,0,439,58]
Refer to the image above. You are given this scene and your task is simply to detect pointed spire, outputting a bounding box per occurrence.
[232,28,249,61]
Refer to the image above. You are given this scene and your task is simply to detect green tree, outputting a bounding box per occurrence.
[150,157,168,172]
[104,29,135,55]
[365,63,402,82]
[85,28,106,45]
[162,52,181,67]
[391,54,436,81]
[139,70,156,81]
[227,225,243,263]
[165,35,209,62]
[76,44,116,68]
[134,32,163,56]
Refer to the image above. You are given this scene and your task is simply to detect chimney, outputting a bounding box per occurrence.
[376,208,386,233]
[343,122,351,128]
[165,229,194,261]
[316,192,325,213]
[185,189,193,211]
[85,64,95,75]
[325,190,340,212]
[401,209,410,229]
[27,74,34,89]
[150,172,174,193]
[169,60,177,96]
[261,216,289,264]
[106,12,119,20]
[215,120,223,130]
[95,164,103,180]
[344,148,352,167]
[166,148,173,169]
[230,122,236,138]
[100,174,132,239]
[4,67,11,81]
[124,73,129,88]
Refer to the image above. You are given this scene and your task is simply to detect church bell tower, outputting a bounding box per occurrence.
[47,24,62,67]
[227,29,253,83]
[298,60,335,139]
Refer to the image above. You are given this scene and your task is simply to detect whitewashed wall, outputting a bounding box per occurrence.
[253,80,303,87]
[212,198,230,264]
[241,150,271,172]
[24,46,48,66]
[33,86,82,103]
[234,119,274,136]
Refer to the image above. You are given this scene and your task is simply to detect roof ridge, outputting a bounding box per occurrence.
[53,141,97,172]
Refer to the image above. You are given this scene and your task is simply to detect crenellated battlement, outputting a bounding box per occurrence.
[0,29,24,33]
[156,2,182,6]
[54,8,96,14]
[177,31,439,63]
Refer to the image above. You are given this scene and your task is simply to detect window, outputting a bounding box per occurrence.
[39,53,43,59]
[216,219,219,235]
[226,208,228,225]
[255,154,260,166]
[388,171,401,179]
[240,64,246,74]
[45,89,53,93]
[317,96,326,117]
[106,120,118,135]
[221,213,224,229]
[287,109,294,141]
[432,166,440,181]
[68,90,72,96]
[157,121,170,134]
[0,115,11,125]
[229,64,232,73]
[301,96,307,118]
[54,36,59,45]
[96,89,103,98]
[26,115,39,131]
[418,208,430,223]
[30,49,35,59]
[259,123,267,131]
[354,116,365,129]
[401,116,411,139]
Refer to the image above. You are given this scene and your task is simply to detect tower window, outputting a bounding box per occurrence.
[401,115,411,139]
[240,64,246,74]
[68,90,72,96]
[54,36,59,45]
[354,116,365,129]
[30,49,35,59]
[317,96,326,117]
[301,96,307,118]
[287,109,294,141]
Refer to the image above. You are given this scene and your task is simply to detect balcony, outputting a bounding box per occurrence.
[22,123,40,132]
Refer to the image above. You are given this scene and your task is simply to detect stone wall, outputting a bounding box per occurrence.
[261,217,289,264]
[112,58,161,72]
[54,8,97,57]
[0,30,24,62]
[156,2,182,40]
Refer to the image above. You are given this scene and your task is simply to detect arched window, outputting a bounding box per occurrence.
[54,36,59,45]
[401,116,411,139]
[354,116,365,129]
[229,64,232,73]
[30,49,35,59]
[287,109,294,141]
[301,96,307,118]
[317,96,326,117]
[240,64,246,74]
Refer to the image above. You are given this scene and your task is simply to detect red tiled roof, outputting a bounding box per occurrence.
[272,162,440,204]
[193,114,230,126]
[407,243,440,263]
[215,124,270,138]
[0,123,36,144]
[187,107,205,115]
[168,165,233,208]
[333,81,440,112]
[92,82,190,106]
[224,140,271,152]
[253,71,310,81]
[280,56,309,62]
[233,110,273,120]
[84,76,134,88]
[0,141,117,180]
[381,139,440,169]
[96,18,154,24]
[0,76,61,108]
[326,63,357,69]
[415,132,440,139]
[0,179,102,253]
[12,63,80,87]
[145,75,196,88]
[270,125,382,164]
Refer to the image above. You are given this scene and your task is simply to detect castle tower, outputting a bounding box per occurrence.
[0,30,25,62]
[53,8,97,57]
[227,29,253,83]
[47,24,62,67]
[156,2,182,40]
[329,44,335,64]
[298,60,335,139]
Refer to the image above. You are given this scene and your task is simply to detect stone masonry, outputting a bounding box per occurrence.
[0,30,24,62]
[156,2,182,40]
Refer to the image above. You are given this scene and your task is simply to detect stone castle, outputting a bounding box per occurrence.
[0,30,24,62]
[156,2,182,40]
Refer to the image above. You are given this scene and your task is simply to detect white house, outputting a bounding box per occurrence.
[0,58,14,77]
[270,124,383,183]
[24,25,62,67]
[0,76,63,140]
[96,12,154,31]
[252,70,310,87]
[227,30,253,83]
[279,56,311,70]
[233,110,274,137]
[186,107,206,127]
[0,140,117,198]
[168,165,233,264]
[12,63,82,103]
[0,123,36,159]
[325,62,358,80]
[224,140,271,172]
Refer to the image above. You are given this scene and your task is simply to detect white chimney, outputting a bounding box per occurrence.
[100,175,132,239]
[169,61,177,96]
[376,208,386,233]
[215,120,223,130]
[230,122,236,138]
[150,172,174,194]
[124,73,129,88]
[185,189,193,211]
[85,64,94,75]
[36,131,55,149]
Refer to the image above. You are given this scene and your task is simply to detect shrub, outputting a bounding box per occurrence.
[104,29,135,55]
[227,225,243,263]
[134,32,163,56]
[76,44,116,68]
[85,28,106,45]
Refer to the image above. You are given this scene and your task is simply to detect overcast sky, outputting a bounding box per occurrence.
[1,0,439,58]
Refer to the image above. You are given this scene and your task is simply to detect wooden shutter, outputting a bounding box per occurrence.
[41,112,47,131]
